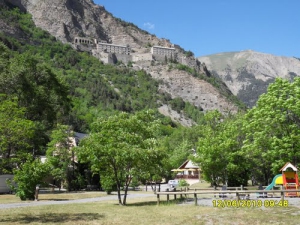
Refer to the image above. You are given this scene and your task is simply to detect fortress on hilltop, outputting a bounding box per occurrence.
[73,36,200,72]
[73,36,180,65]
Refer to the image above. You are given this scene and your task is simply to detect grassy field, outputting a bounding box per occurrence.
[1,190,300,225]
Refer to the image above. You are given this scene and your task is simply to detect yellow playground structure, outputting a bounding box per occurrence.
[265,162,299,197]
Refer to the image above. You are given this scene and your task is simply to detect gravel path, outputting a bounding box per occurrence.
[2,192,300,210]
[0,193,154,210]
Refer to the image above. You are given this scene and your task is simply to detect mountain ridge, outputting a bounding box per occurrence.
[199,50,300,107]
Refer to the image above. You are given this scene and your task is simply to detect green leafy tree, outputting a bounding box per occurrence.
[193,111,227,186]
[0,95,36,173]
[194,111,250,186]
[0,42,71,153]
[77,110,166,205]
[242,78,300,184]
[12,155,49,200]
[221,114,250,186]
[46,124,75,191]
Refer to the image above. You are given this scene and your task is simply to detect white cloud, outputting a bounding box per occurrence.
[143,22,155,30]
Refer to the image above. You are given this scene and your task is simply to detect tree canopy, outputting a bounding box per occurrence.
[242,78,300,183]
[77,110,166,205]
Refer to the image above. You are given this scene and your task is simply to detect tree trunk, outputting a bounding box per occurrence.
[122,175,131,205]
[123,184,129,205]
[116,180,122,205]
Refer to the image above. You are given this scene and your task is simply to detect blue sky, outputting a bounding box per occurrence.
[94,0,300,58]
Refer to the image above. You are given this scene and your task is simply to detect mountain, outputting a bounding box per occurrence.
[198,50,300,107]
[1,0,242,124]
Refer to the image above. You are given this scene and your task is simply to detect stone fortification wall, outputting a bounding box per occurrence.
[92,50,132,64]
[92,50,116,64]
[132,53,153,62]
[153,54,177,62]
[115,54,132,64]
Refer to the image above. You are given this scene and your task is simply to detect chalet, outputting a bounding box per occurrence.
[171,159,201,185]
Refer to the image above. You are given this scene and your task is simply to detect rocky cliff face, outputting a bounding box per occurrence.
[199,51,300,107]
[5,0,173,51]
[142,64,238,114]
[3,0,240,115]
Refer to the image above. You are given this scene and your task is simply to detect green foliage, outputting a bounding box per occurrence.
[168,97,204,124]
[176,64,194,74]
[242,78,300,184]
[0,4,252,191]
[0,41,71,155]
[169,97,186,112]
[77,110,166,205]
[193,111,249,186]
[184,50,194,57]
[192,78,300,186]
[159,125,203,180]
[46,124,75,191]
[178,179,190,187]
[0,95,36,173]
[100,175,116,194]
[183,102,205,124]
[12,155,49,200]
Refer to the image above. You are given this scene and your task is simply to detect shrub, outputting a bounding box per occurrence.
[11,156,49,200]
[178,179,190,187]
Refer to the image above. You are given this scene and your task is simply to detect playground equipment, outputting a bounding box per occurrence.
[265,174,283,190]
[265,162,299,197]
[280,162,299,197]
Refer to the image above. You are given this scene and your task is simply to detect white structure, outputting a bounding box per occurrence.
[171,159,201,185]
[96,42,131,55]
[151,46,176,57]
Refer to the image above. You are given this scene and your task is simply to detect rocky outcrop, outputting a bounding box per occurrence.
[5,0,108,43]
[144,65,239,114]
[158,105,196,127]
[4,0,169,50]
[199,50,300,107]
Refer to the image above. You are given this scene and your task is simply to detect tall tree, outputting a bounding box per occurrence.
[46,124,75,191]
[193,111,227,186]
[77,110,166,205]
[0,42,71,152]
[193,111,250,186]
[242,78,300,184]
[0,95,36,173]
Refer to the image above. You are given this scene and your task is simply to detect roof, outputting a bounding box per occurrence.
[178,159,199,169]
[74,132,88,140]
[280,162,298,172]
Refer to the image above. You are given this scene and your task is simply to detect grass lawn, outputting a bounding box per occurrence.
[1,191,300,225]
